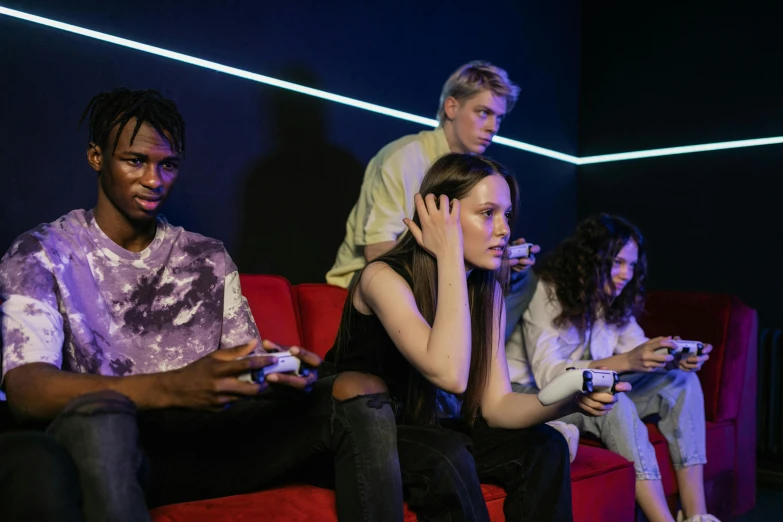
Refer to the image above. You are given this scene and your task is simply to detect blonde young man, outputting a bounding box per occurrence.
[326,61,532,288]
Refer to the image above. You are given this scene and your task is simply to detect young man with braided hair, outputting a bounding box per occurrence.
[0,88,434,521]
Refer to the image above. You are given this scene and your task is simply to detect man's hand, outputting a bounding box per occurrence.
[509,238,541,272]
[623,337,675,373]
[678,343,712,372]
[162,339,276,410]
[261,340,321,391]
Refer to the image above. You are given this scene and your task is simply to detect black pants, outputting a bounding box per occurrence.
[0,431,85,522]
[81,375,406,521]
[398,419,573,522]
[42,376,487,522]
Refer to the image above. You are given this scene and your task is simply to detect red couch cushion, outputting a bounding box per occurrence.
[294,284,348,358]
[570,445,636,522]
[151,453,636,522]
[639,292,756,424]
[150,485,337,522]
[239,274,302,348]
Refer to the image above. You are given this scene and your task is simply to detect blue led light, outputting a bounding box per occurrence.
[577,136,783,164]
[2,5,781,165]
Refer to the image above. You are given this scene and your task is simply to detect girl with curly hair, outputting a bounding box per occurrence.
[505,214,718,522]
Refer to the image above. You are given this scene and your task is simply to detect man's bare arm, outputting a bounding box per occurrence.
[5,363,171,421]
[3,340,286,422]
[364,241,397,262]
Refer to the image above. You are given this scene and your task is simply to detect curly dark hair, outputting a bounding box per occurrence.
[535,214,647,332]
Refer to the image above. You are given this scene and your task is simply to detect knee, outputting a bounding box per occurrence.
[332,371,389,401]
[537,424,571,462]
[61,390,136,417]
[605,391,637,419]
[408,429,477,479]
[49,391,138,446]
[675,369,702,388]
[667,370,704,398]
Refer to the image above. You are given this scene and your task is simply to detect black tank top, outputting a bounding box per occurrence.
[324,259,416,408]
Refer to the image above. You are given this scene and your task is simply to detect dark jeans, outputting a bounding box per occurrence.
[0,431,85,522]
[43,376,488,522]
[399,419,573,522]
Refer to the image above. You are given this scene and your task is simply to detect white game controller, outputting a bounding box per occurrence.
[238,350,307,384]
[654,340,705,357]
[508,243,533,259]
[537,368,620,406]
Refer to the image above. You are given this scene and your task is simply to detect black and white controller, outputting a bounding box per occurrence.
[654,340,705,357]
[238,350,309,384]
[537,368,620,406]
[508,243,533,259]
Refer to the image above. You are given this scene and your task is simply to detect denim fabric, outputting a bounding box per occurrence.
[46,390,150,522]
[504,270,538,342]
[397,424,490,522]
[44,375,496,522]
[513,369,707,481]
[398,418,573,522]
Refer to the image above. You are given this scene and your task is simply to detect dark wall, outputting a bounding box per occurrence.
[0,0,581,284]
[579,2,783,328]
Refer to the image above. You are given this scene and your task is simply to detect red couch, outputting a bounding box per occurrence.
[150,276,757,522]
[636,292,757,520]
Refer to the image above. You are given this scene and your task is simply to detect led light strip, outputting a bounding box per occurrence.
[578,136,783,164]
[2,5,782,165]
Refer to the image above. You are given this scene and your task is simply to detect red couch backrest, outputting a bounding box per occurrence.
[639,291,758,423]
[239,274,303,348]
[295,284,349,358]
[239,274,348,358]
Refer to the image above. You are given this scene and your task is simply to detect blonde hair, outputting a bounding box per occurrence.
[437,61,520,123]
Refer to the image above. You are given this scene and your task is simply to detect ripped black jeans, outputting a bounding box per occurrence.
[45,375,406,521]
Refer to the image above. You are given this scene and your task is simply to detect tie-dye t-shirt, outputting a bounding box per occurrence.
[0,209,259,397]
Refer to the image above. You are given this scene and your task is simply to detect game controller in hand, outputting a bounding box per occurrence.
[537,368,620,406]
[238,350,311,384]
[508,243,533,259]
[654,340,705,357]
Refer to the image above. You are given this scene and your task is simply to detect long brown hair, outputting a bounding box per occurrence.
[535,214,647,332]
[334,153,520,426]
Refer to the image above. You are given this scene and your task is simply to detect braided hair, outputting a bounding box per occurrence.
[80,88,186,155]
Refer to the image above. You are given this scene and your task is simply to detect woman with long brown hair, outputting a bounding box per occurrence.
[326,153,627,521]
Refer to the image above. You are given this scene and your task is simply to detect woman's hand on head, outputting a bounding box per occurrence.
[403,193,463,260]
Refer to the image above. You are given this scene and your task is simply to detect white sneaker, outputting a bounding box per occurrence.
[546,421,579,463]
[676,510,721,522]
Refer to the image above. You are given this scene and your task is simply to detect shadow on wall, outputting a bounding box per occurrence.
[235,66,364,284]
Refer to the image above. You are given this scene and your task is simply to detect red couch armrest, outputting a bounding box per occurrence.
[638,292,757,424]
[294,284,348,359]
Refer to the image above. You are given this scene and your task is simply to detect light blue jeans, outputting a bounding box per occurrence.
[514,369,707,480]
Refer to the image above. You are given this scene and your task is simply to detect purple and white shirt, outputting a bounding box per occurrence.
[0,209,259,399]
